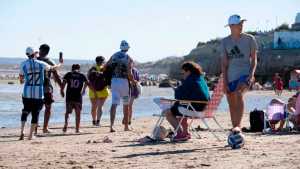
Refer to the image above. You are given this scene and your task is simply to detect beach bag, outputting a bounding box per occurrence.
[136,82,142,96]
[130,82,142,98]
[152,126,168,141]
[88,67,107,91]
[249,109,265,132]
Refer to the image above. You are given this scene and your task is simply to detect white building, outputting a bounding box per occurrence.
[274,13,300,49]
[274,31,300,49]
[292,12,300,30]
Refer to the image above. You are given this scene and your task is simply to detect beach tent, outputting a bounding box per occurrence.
[289,69,300,90]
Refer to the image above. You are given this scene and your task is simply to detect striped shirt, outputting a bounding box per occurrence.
[19,58,50,99]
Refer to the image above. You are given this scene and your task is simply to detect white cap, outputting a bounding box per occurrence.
[25,47,35,56]
[120,40,130,50]
[226,14,246,27]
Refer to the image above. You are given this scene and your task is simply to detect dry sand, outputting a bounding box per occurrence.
[1,110,300,169]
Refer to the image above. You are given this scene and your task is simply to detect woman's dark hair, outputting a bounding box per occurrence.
[95,56,105,64]
[181,61,203,75]
[72,64,80,71]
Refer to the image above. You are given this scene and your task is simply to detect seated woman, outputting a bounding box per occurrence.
[268,98,286,131]
[163,61,210,141]
[288,92,300,130]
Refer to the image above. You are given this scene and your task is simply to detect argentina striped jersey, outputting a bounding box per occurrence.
[19,59,50,99]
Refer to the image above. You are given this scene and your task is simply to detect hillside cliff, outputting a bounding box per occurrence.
[178,30,300,82]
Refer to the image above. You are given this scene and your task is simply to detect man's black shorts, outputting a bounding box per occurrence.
[22,97,44,123]
[66,101,82,114]
[23,97,44,112]
[44,92,54,105]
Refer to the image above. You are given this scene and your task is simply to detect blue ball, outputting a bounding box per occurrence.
[227,132,245,149]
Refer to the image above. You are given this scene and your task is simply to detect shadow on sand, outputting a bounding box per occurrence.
[0,132,94,143]
[0,139,21,143]
[113,146,227,159]
[116,138,198,148]
[47,125,110,130]
[35,132,94,138]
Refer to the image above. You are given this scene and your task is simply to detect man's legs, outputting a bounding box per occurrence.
[28,124,37,140]
[29,102,42,140]
[120,79,130,131]
[20,121,26,140]
[226,84,247,129]
[235,91,245,128]
[110,104,117,132]
[123,104,129,131]
[75,106,81,133]
[226,93,239,128]
[63,103,72,133]
[43,103,52,133]
[20,97,30,140]
[20,110,28,140]
[63,112,69,132]
[43,92,54,133]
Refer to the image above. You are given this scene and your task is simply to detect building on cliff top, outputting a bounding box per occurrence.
[274,13,300,49]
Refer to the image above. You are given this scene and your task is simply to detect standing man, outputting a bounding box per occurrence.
[60,64,88,133]
[221,15,258,137]
[19,47,58,140]
[106,40,136,132]
[37,44,62,133]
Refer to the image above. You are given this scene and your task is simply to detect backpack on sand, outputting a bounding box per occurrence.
[249,109,266,132]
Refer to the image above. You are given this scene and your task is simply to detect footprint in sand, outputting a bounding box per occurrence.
[67,160,78,165]
[30,141,42,145]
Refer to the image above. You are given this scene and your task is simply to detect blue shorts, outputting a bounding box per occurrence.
[228,75,249,92]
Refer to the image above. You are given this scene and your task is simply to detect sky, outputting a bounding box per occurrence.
[0,0,299,62]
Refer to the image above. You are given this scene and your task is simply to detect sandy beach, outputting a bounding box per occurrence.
[1,1,300,168]
[1,105,300,169]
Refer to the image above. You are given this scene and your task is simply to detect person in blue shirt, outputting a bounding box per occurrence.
[165,61,210,141]
[19,47,59,140]
[105,40,136,132]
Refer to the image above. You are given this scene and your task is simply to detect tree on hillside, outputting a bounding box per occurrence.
[197,42,206,48]
[275,23,290,31]
[245,31,258,36]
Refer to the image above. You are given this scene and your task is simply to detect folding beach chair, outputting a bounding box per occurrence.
[152,74,225,141]
[263,99,290,134]
[152,97,173,140]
